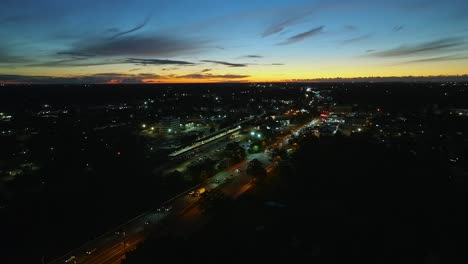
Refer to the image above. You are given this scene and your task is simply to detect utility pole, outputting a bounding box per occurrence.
[122,231,127,255]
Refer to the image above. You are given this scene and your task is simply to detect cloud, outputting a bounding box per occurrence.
[366,49,376,53]
[0,71,249,84]
[241,55,263,59]
[262,4,325,37]
[344,25,357,32]
[400,54,468,64]
[271,63,285,66]
[201,60,248,67]
[0,47,30,64]
[393,25,405,32]
[177,73,249,79]
[0,74,128,84]
[340,33,374,44]
[369,37,466,57]
[65,35,208,57]
[125,58,195,66]
[56,51,95,57]
[26,58,117,67]
[263,17,300,37]
[109,16,151,40]
[0,72,166,84]
[277,26,324,45]
[129,68,142,72]
[201,69,212,72]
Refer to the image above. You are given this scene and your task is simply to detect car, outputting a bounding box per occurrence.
[188,190,195,196]
[144,221,151,225]
[86,248,97,255]
[235,168,241,173]
[214,179,220,184]
[164,205,172,212]
[64,256,76,263]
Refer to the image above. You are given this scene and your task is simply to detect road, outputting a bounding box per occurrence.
[49,118,318,264]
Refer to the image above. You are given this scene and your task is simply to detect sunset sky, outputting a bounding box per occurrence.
[1,0,468,83]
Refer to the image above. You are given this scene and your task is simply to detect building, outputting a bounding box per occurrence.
[160,117,181,135]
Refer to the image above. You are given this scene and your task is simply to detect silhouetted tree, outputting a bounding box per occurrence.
[247,159,267,181]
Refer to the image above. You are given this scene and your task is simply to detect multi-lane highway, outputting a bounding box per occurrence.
[49,118,319,264]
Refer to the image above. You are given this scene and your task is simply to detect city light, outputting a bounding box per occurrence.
[142,124,146,128]
[250,131,255,136]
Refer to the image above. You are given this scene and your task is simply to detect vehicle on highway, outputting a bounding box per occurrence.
[194,187,206,197]
[64,256,76,263]
[144,220,151,225]
[235,168,241,173]
[214,179,220,184]
[157,205,172,212]
[188,190,195,196]
[86,248,97,255]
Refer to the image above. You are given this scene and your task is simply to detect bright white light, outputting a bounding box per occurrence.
[142,124,146,128]
[250,131,255,136]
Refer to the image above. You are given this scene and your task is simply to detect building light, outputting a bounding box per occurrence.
[142,124,146,128]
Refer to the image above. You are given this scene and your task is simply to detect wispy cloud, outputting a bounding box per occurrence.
[240,55,263,59]
[0,71,249,84]
[261,3,328,37]
[0,47,30,64]
[201,68,212,72]
[369,37,466,57]
[65,35,209,57]
[393,25,405,32]
[344,25,357,32]
[201,60,248,67]
[125,58,196,66]
[340,33,374,44]
[277,26,324,45]
[0,73,162,84]
[177,73,249,79]
[109,16,151,40]
[400,54,468,64]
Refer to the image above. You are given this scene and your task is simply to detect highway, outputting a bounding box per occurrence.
[49,118,318,264]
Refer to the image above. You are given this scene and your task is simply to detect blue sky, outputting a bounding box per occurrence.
[1,0,468,83]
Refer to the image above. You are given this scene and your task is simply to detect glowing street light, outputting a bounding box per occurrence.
[250,131,255,136]
[142,124,146,128]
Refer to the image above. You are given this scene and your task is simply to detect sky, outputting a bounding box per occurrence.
[1,0,468,84]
